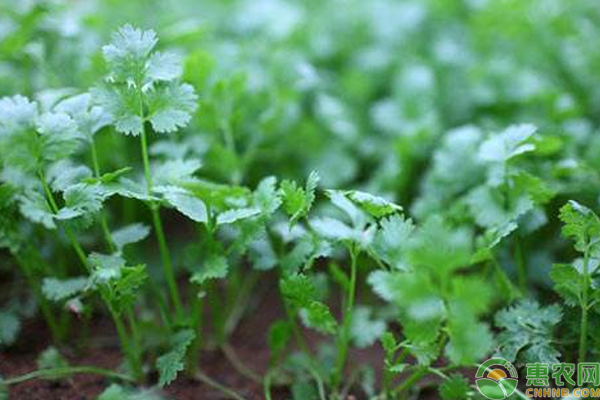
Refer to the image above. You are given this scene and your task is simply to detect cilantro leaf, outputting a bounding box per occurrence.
[156,329,195,387]
[495,300,561,365]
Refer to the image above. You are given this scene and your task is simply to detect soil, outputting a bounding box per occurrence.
[0,282,283,400]
[0,276,393,400]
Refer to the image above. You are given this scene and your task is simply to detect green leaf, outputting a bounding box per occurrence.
[478,124,537,163]
[550,263,582,306]
[102,25,157,85]
[325,189,366,228]
[300,300,337,335]
[268,320,292,357]
[495,300,561,365]
[280,171,319,224]
[350,306,386,348]
[371,214,414,270]
[345,190,402,218]
[466,185,533,229]
[407,216,473,274]
[0,95,37,131]
[37,111,85,162]
[183,179,249,210]
[163,187,208,223]
[42,277,89,302]
[280,273,316,309]
[54,93,110,138]
[97,385,129,400]
[367,270,403,302]
[309,217,363,243]
[18,192,56,229]
[47,160,92,192]
[380,332,397,355]
[37,347,69,369]
[93,86,143,136]
[102,178,156,201]
[440,374,471,400]
[110,264,147,313]
[559,200,600,254]
[146,52,182,82]
[253,176,282,215]
[112,223,150,250]
[89,252,126,283]
[147,83,198,133]
[156,329,195,387]
[56,183,105,220]
[0,311,20,346]
[216,207,260,225]
[97,384,164,400]
[445,305,493,366]
[190,254,228,285]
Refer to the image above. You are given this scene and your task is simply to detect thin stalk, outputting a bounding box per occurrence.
[15,254,62,341]
[186,288,203,376]
[579,243,591,363]
[208,282,226,345]
[90,139,115,252]
[392,367,428,396]
[382,347,408,396]
[139,126,183,321]
[263,369,275,400]
[311,370,327,400]
[332,245,359,392]
[503,161,529,295]
[224,270,260,337]
[194,370,248,400]
[126,309,143,381]
[514,235,527,295]
[221,343,261,383]
[1,366,133,386]
[39,172,89,272]
[136,83,183,322]
[283,300,312,359]
[107,306,141,380]
[39,171,140,381]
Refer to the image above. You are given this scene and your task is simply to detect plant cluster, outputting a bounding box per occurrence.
[1,1,600,400]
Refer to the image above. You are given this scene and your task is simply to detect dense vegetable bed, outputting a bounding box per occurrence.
[1,0,600,399]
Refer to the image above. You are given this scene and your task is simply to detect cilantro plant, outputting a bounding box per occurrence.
[95,24,198,323]
[552,201,600,363]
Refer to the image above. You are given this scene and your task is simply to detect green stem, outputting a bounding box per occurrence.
[263,369,274,400]
[332,245,359,392]
[135,81,183,321]
[15,254,62,341]
[107,306,139,380]
[383,347,408,396]
[187,288,203,375]
[220,343,261,383]
[126,309,143,381]
[194,370,247,400]
[39,172,90,272]
[150,205,183,320]
[39,171,140,381]
[1,366,133,386]
[392,367,428,395]
[283,299,312,359]
[514,235,527,295]
[90,138,116,252]
[579,244,590,363]
[139,126,183,321]
[224,270,260,337]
